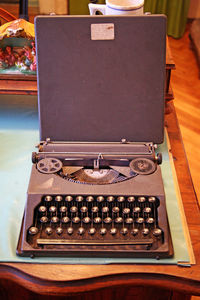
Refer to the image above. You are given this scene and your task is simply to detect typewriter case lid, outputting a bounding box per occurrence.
[35,15,166,144]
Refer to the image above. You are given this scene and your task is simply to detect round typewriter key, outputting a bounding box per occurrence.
[102,206,109,213]
[80,206,88,213]
[115,217,123,224]
[127,196,135,203]
[38,206,47,213]
[51,216,59,223]
[133,207,141,213]
[121,227,128,235]
[49,206,57,213]
[40,216,48,223]
[138,196,146,203]
[94,217,101,224]
[123,208,130,215]
[72,217,80,224]
[110,228,117,235]
[153,228,162,237]
[142,228,150,235]
[88,227,96,235]
[117,196,125,203]
[86,196,94,202]
[107,196,115,203]
[55,195,62,202]
[56,227,63,235]
[61,216,70,223]
[136,217,144,224]
[91,206,99,213]
[70,206,78,213]
[45,227,53,235]
[44,195,52,202]
[100,228,107,235]
[125,218,133,224]
[83,217,91,224]
[143,207,152,214]
[112,207,120,213]
[60,206,67,213]
[97,196,104,203]
[131,228,139,236]
[104,217,112,224]
[29,227,38,235]
[146,217,154,224]
[78,227,85,235]
[67,227,73,235]
[148,196,156,203]
[76,195,83,202]
[65,195,73,202]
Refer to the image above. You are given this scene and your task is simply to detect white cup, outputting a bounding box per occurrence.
[89,0,144,16]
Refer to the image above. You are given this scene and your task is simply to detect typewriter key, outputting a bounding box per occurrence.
[88,228,96,235]
[44,195,52,202]
[86,196,94,202]
[65,195,73,202]
[148,196,156,203]
[72,217,80,224]
[133,207,141,213]
[39,206,47,213]
[146,217,154,224]
[55,195,62,202]
[117,196,125,202]
[112,207,120,213]
[29,227,38,235]
[56,227,63,235]
[67,227,73,235]
[131,228,139,236]
[70,206,78,213]
[125,218,133,224]
[142,228,150,235]
[121,228,128,235]
[100,228,107,235]
[123,208,130,215]
[97,196,104,203]
[138,196,146,203]
[45,227,53,235]
[76,196,83,202]
[91,206,99,213]
[153,228,162,237]
[80,206,88,213]
[51,216,59,223]
[78,227,85,235]
[143,207,151,214]
[127,196,135,203]
[102,206,109,213]
[94,217,101,224]
[136,217,144,224]
[40,216,48,223]
[60,206,67,213]
[115,217,123,224]
[61,216,70,223]
[49,206,57,213]
[104,217,112,224]
[107,196,115,203]
[83,217,91,224]
[110,228,117,235]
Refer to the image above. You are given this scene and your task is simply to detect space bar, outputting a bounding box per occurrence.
[37,239,153,246]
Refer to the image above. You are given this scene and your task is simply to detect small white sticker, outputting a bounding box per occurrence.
[91,23,115,40]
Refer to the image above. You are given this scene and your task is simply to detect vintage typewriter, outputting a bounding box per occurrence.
[17,15,173,258]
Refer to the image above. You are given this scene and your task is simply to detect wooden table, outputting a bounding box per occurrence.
[0,103,199,300]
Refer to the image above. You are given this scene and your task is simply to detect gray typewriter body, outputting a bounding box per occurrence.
[17,15,173,258]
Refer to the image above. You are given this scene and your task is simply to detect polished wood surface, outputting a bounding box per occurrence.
[0,104,199,299]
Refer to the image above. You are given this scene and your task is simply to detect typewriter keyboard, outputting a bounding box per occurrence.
[24,194,171,257]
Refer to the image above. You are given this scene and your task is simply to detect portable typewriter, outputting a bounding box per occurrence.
[17,15,173,258]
